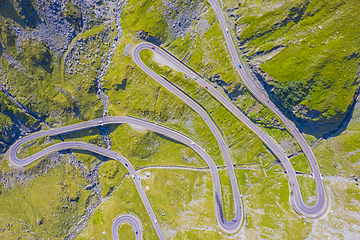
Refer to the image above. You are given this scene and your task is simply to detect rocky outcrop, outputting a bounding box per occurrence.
[244,58,360,137]
[136,30,163,46]
[162,0,204,38]
[0,0,125,149]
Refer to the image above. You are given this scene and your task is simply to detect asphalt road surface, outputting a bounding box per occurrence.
[112,214,142,240]
[207,0,327,217]
[133,41,326,220]
[9,116,241,237]
[133,45,243,233]
[8,1,327,238]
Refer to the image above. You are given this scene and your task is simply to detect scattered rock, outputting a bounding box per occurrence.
[124,43,132,56]
[196,19,210,35]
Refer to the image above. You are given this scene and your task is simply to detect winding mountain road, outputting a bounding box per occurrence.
[112,214,142,240]
[133,44,243,233]
[207,0,327,218]
[7,1,328,239]
[133,41,326,219]
[9,116,242,238]
[208,0,318,164]
[9,118,166,239]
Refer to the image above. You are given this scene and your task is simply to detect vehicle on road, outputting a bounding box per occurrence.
[125,163,128,167]
[154,219,157,224]
[238,63,242,68]
[205,86,208,89]
[132,175,135,179]
[98,120,103,124]
[151,46,155,50]
[193,76,197,80]
[138,176,141,180]
[225,28,228,32]
[191,141,195,146]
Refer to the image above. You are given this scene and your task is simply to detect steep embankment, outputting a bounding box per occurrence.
[0,0,124,238]
[0,0,122,151]
[224,0,360,136]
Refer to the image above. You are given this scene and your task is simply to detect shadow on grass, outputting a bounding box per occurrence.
[251,66,360,139]
[63,149,108,161]
[60,124,121,140]
[295,95,359,139]
[0,0,40,29]
[155,132,183,146]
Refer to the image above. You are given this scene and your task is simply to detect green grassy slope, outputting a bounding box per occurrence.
[2,0,360,238]
[228,0,360,134]
[0,158,96,239]
[79,0,316,237]
[80,166,314,239]
[0,3,114,150]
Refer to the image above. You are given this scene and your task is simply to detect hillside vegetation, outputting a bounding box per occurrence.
[0,0,119,151]
[227,0,360,135]
[1,0,359,239]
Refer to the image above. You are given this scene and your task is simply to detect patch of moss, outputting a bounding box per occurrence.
[19,38,52,72]
[64,1,83,31]
[274,80,311,109]
[121,0,169,41]
[219,170,235,220]
[290,153,311,174]
[140,169,216,236]
[99,160,127,198]
[1,22,17,49]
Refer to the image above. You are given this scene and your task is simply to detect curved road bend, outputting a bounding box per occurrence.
[8,116,241,236]
[133,46,243,233]
[207,0,327,216]
[112,214,142,240]
[9,119,165,239]
[132,42,326,218]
